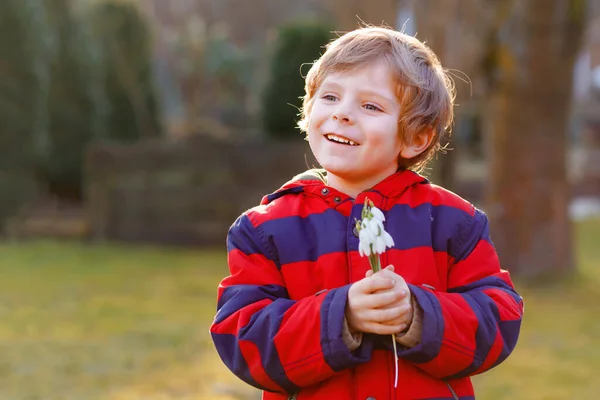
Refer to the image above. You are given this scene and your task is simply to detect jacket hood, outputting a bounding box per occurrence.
[260,168,428,205]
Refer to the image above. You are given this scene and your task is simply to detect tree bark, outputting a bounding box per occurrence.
[486,0,586,278]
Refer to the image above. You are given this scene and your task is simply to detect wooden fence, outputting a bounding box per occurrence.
[85,135,318,246]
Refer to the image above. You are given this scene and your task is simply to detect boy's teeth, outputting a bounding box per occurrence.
[326,134,357,146]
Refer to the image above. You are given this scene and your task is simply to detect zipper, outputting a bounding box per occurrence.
[444,380,459,400]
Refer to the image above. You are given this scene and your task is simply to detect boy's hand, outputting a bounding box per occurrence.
[346,266,412,335]
[366,265,413,327]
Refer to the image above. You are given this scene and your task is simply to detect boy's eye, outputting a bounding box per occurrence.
[322,94,337,101]
[364,103,383,112]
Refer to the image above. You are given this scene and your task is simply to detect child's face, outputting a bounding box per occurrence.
[307,61,404,186]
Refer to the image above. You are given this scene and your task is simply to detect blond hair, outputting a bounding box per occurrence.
[298,26,455,172]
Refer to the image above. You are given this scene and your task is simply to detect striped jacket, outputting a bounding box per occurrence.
[210,169,523,400]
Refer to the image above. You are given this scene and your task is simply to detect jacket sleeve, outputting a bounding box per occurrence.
[395,208,524,380]
[210,213,373,393]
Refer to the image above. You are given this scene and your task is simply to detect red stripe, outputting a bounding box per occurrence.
[281,253,350,298]
[210,299,272,335]
[224,250,284,288]
[273,296,335,387]
[248,183,474,224]
[249,196,331,221]
[449,240,500,288]
[419,294,477,377]
[481,288,522,321]
[238,339,282,391]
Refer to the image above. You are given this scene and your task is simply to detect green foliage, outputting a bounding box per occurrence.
[40,0,108,199]
[0,0,55,216]
[0,0,162,209]
[88,0,162,142]
[262,19,333,139]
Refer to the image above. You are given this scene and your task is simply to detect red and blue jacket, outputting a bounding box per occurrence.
[210,169,524,400]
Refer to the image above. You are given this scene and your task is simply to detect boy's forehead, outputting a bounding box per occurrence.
[318,62,399,91]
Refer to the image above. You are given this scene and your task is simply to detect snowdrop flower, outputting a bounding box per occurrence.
[354,198,400,388]
[355,199,395,268]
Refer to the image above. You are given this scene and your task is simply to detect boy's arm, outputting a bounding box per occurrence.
[394,208,524,380]
[210,213,373,394]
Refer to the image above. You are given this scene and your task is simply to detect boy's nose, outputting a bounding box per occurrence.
[332,110,352,124]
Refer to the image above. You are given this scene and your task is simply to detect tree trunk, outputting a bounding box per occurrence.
[486,0,586,278]
[410,0,491,192]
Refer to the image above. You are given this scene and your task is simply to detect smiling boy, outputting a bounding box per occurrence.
[210,26,523,400]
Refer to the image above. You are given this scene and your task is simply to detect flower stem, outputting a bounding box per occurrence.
[392,335,398,387]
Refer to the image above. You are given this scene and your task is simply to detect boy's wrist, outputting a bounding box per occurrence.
[395,295,423,348]
[342,317,363,351]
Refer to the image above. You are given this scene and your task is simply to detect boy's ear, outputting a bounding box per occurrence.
[399,127,435,159]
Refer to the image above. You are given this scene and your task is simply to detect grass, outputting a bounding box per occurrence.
[0,219,598,399]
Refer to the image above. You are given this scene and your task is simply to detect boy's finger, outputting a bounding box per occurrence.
[363,321,406,336]
[366,288,406,308]
[365,270,374,278]
[374,269,399,281]
[358,276,395,293]
[367,304,411,323]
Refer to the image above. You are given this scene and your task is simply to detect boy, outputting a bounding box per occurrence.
[210,26,523,400]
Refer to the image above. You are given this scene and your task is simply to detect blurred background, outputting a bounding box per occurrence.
[1,0,599,399]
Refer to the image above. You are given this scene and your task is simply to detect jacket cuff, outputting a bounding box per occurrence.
[321,285,373,371]
[395,295,423,348]
[342,317,363,351]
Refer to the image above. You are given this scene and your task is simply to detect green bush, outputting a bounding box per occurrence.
[0,0,162,206]
[0,0,55,216]
[262,19,333,140]
[88,0,162,142]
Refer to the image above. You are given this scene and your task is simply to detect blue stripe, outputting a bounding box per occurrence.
[227,215,277,262]
[396,284,444,363]
[490,318,522,370]
[266,187,305,203]
[239,298,300,392]
[211,333,273,391]
[215,284,289,324]
[320,285,373,371]
[445,291,499,379]
[258,203,474,265]
[260,209,348,264]
[385,203,470,259]
[453,209,489,261]
[449,276,523,305]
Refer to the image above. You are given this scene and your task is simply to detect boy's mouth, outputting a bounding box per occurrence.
[325,133,359,146]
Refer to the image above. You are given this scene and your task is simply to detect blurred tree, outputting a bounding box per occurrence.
[41,0,108,200]
[88,0,162,141]
[0,0,52,221]
[0,0,161,206]
[486,0,587,278]
[326,0,398,31]
[262,19,333,139]
[409,0,494,190]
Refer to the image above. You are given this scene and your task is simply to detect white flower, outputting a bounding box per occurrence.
[374,236,386,254]
[356,200,394,258]
[382,231,395,248]
[359,227,375,247]
[355,198,399,389]
[370,219,384,237]
[358,240,372,257]
[371,207,385,222]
